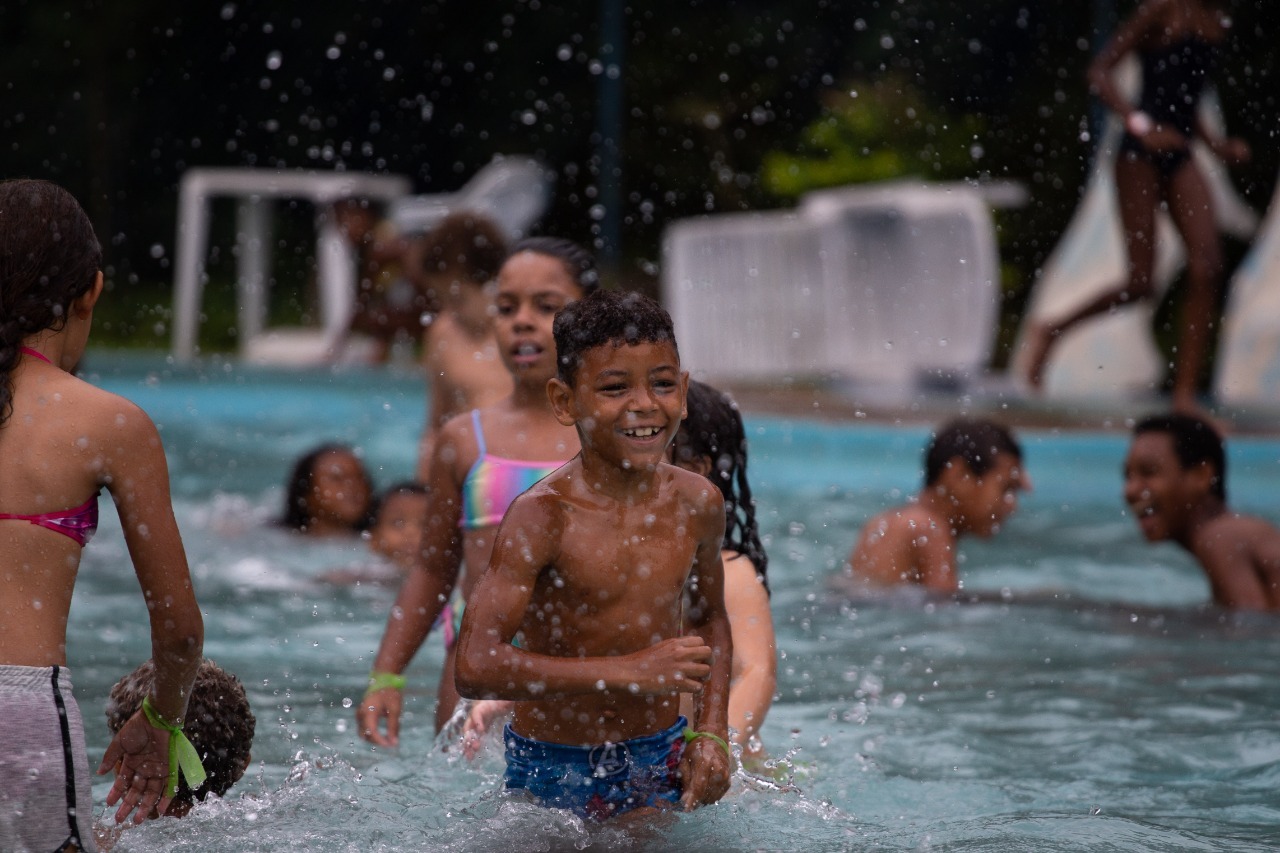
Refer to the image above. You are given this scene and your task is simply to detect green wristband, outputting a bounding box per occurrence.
[140,696,208,799]
[366,670,406,695]
[683,727,734,765]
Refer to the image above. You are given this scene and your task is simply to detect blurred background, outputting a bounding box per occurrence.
[3,0,1276,366]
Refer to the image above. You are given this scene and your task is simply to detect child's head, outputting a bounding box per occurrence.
[492,237,597,383]
[1124,413,1226,541]
[366,481,429,570]
[673,379,769,590]
[419,211,509,302]
[0,179,103,424]
[923,418,1027,536]
[106,659,255,817]
[550,289,685,471]
[281,444,374,535]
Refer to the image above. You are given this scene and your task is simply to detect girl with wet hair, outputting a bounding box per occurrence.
[672,380,776,763]
[279,443,375,536]
[358,237,593,741]
[0,179,204,847]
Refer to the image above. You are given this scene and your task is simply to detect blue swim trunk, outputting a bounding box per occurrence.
[503,716,687,821]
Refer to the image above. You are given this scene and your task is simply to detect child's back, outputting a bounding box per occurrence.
[843,419,1027,594]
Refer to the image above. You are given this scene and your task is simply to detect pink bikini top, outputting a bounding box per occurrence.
[0,347,101,547]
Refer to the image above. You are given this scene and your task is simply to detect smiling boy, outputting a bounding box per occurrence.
[1124,413,1280,610]
[454,289,733,821]
[841,418,1030,593]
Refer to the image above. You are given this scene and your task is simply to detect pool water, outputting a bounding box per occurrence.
[72,352,1280,852]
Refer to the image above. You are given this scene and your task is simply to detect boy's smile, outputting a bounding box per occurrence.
[1123,432,1205,542]
[557,340,687,474]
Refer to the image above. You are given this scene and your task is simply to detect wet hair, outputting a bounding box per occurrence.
[279,443,374,532]
[1133,412,1227,501]
[371,480,428,525]
[105,659,255,813]
[0,179,102,426]
[553,289,678,386]
[510,236,599,295]
[674,380,769,593]
[418,210,509,285]
[924,418,1022,486]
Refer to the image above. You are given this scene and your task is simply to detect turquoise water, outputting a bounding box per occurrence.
[71,352,1280,851]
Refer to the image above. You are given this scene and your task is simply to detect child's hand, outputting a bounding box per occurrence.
[627,636,713,694]
[678,737,733,810]
[97,710,173,825]
[461,699,514,759]
[356,687,402,748]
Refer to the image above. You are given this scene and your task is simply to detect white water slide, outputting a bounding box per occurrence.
[1010,59,1259,400]
[1215,176,1280,406]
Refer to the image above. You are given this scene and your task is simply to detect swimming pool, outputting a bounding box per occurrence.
[73,352,1280,851]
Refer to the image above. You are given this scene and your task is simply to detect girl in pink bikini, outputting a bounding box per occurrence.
[357,237,597,742]
[0,180,204,849]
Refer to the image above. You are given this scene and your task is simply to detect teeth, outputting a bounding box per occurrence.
[626,427,660,438]
[516,344,539,355]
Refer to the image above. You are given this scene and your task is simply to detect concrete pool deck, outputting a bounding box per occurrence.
[716,373,1280,436]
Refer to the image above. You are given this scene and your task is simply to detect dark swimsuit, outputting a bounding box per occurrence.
[1118,35,1217,180]
[0,347,101,547]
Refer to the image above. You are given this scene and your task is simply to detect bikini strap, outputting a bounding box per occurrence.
[470,409,487,457]
[19,346,52,365]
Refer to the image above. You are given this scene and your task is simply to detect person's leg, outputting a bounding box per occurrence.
[1164,160,1223,413]
[1024,153,1161,389]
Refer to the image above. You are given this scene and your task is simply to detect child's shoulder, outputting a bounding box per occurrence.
[867,501,943,533]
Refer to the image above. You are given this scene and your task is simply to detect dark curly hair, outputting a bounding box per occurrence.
[106,659,256,814]
[924,418,1022,486]
[552,288,677,386]
[0,179,102,426]
[674,380,769,593]
[419,210,509,285]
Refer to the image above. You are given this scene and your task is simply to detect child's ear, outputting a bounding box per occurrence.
[547,377,577,427]
[74,271,105,317]
[1188,460,1216,495]
[935,456,973,491]
[678,370,689,420]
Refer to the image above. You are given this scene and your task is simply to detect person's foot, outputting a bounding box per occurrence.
[1021,321,1060,391]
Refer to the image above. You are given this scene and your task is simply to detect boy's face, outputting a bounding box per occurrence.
[949,452,1028,537]
[368,491,429,569]
[493,252,581,382]
[1123,431,1211,541]
[550,339,688,474]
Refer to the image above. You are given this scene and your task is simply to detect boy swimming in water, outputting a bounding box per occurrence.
[1124,413,1280,610]
[841,418,1030,593]
[454,289,733,821]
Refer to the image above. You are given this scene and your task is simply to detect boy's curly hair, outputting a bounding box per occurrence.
[419,210,509,284]
[924,418,1022,486]
[106,659,256,812]
[552,289,677,385]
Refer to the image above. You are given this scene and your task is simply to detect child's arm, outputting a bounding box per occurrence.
[455,495,715,700]
[680,492,734,810]
[93,400,204,825]
[723,554,776,758]
[358,427,467,746]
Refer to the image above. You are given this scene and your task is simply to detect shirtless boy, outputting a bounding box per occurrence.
[1124,413,1280,610]
[454,289,733,820]
[842,418,1029,593]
